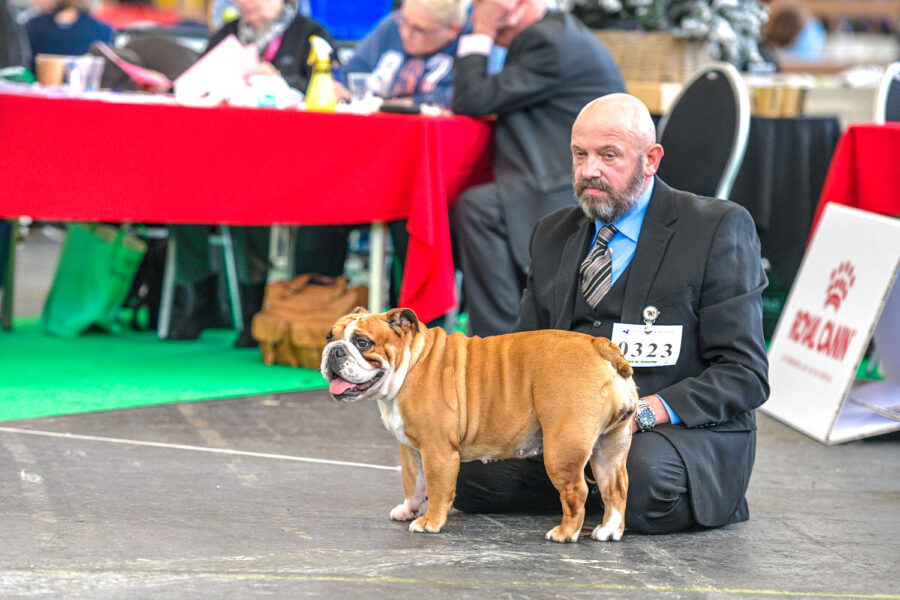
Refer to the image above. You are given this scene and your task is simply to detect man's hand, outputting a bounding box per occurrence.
[334,81,351,102]
[631,394,671,434]
[472,0,518,39]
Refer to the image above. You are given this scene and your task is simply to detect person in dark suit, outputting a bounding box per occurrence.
[454,94,770,534]
[450,0,624,337]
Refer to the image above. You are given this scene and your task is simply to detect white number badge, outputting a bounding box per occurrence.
[611,306,682,367]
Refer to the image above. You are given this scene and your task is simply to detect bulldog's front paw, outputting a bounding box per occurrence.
[409,515,444,534]
[389,502,418,521]
[545,525,580,543]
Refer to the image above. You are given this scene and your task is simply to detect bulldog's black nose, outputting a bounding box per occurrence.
[331,345,346,358]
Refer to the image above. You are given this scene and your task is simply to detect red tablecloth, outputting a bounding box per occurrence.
[0,93,493,323]
[810,122,900,238]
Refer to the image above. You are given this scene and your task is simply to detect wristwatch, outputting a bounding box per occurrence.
[635,399,656,432]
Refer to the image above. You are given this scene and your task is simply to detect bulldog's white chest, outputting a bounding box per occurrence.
[377,398,414,448]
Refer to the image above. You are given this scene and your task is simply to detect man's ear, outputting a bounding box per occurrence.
[386,308,420,335]
[644,143,664,176]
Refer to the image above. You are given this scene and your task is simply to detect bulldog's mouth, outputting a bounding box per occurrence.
[328,371,384,399]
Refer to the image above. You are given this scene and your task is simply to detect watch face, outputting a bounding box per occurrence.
[637,404,655,429]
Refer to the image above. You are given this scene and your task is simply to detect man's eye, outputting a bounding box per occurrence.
[355,338,371,350]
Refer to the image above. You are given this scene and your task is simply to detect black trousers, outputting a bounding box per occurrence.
[293,221,409,305]
[451,182,525,337]
[454,429,696,535]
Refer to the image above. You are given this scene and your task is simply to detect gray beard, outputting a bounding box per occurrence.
[575,168,646,223]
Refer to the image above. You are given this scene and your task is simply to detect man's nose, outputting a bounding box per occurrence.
[580,155,605,178]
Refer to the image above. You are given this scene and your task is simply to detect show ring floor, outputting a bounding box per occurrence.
[1,390,898,599]
[1,230,898,598]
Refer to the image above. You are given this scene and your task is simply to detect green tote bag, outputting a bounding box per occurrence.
[41,223,147,337]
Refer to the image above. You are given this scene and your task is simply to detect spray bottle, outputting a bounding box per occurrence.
[305,35,337,112]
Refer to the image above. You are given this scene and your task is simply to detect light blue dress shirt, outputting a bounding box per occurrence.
[589,178,681,425]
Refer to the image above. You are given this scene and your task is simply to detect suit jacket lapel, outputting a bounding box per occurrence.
[621,177,677,324]
[553,214,593,330]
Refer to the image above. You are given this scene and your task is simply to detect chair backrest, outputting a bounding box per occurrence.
[655,62,751,200]
[873,61,900,125]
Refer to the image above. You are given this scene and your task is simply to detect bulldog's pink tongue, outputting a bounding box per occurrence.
[329,378,356,395]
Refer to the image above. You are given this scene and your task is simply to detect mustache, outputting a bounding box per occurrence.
[574,177,611,195]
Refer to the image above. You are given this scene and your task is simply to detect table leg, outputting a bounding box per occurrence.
[369,222,386,313]
[268,225,293,283]
[157,235,177,338]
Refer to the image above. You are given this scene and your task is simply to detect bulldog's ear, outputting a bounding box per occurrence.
[351,306,369,315]
[386,308,419,335]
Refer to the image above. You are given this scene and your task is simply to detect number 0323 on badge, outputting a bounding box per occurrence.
[611,321,682,367]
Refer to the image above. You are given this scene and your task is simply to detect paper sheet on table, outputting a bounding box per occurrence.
[173,35,259,107]
[95,42,173,88]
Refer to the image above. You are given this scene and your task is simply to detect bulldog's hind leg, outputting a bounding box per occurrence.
[541,430,594,543]
[391,443,425,521]
[588,420,632,541]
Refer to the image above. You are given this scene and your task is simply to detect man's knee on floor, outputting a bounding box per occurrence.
[624,448,694,534]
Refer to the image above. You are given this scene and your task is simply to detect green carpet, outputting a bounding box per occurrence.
[0,318,327,422]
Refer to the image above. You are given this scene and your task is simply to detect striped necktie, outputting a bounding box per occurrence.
[580,224,618,308]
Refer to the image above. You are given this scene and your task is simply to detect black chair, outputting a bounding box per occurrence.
[656,62,751,200]
[874,61,900,124]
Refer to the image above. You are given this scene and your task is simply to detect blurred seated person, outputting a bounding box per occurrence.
[760,0,825,67]
[25,0,112,71]
[335,0,471,106]
[294,0,470,302]
[167,0,334,346]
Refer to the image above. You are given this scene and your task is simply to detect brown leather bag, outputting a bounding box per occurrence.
[251,274,368,369]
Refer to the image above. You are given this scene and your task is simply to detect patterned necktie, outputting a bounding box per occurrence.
[580,224,618,308]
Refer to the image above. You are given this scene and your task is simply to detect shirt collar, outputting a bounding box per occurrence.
[594,177,654,243]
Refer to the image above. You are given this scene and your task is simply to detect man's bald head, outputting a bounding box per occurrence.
[574,93,658,153]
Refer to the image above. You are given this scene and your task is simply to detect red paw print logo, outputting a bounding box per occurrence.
[824,261,855,311]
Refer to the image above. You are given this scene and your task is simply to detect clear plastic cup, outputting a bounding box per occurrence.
[346,72,372,103]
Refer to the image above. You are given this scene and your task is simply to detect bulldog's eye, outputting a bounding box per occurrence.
[355,338,372,351]
[325,331,333,342]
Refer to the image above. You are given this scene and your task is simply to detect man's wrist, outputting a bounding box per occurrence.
[634,398,656,432]
[457,33,494,58]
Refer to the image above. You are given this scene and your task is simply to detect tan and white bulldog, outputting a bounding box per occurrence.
[320,307,638,542]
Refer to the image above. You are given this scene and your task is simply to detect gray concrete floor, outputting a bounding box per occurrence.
[1,228,899,599]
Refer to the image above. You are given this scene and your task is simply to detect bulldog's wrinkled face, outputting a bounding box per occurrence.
[320,307,420,402]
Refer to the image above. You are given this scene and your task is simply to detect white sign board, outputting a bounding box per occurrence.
[762,204,900,444]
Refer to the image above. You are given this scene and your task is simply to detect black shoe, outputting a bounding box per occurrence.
[233,282,265,348]
[234,326,257,348]
[166,276,216,340]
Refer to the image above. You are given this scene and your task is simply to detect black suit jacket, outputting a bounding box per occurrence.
[516,178,770,526]
[451,12,624,272]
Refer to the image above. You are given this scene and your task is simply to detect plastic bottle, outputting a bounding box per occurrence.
[305,35,337,112]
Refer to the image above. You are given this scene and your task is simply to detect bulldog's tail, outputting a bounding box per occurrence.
[593,337,632,379]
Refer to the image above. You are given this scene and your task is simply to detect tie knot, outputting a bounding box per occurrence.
[595,224,617,250]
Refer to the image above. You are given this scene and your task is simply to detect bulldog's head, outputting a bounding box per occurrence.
[320,307,422,402]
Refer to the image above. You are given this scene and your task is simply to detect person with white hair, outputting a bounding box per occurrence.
[336,0,471,106]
